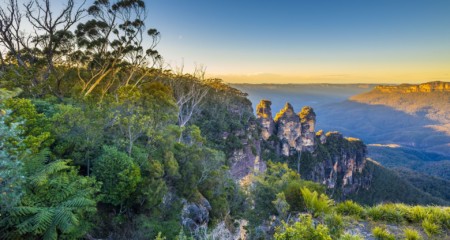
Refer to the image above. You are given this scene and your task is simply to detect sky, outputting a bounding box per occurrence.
[145,0,450,84]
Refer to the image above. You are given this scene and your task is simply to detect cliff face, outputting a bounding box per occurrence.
[256,100,370,197]
[374,81,450,93]
[319,132,369,196]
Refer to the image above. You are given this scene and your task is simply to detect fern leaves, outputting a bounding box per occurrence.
[301,187,334,217]
[0,152,99,240]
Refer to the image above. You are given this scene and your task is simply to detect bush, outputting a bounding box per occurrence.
[274,214,332,240]
[367,204,404,223]
[339,233,364,240]
[403,228,422,240]
[324,213,344,238]
[301,187,333,217]
[421,218,440,237]
[426,207,450,229]
[404,206,428,223]
[372,226,395,240]
[335,200,364,217]
[92,146,141,206]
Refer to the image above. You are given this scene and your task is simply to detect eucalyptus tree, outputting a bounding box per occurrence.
[74,0,162,98]
[0,0,85,96]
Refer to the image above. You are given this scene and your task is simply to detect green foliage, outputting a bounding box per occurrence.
[348,159,448,206]
[248,162,300,225]
[324,213,344,239]
[372,226,395,240]
[51,103,104,171]
[421,218,441,237]
[338,233,364,240]
[93,146,141,206]
[0,112,25,210]
[176,229,194,240]
[3,98,53,153]
[154,232,166,240]
[335,200,364,218]
[0,87,22,102]
[111,83,177,154]
[284,179,325,212]
[301,187,334,217]
[403,228,422,240]
[272,192,290,220]
[0,150,99,239]
[274,214,332,240]
[367,204,405,223]
[134,211,182,240]
[403,205,428,223]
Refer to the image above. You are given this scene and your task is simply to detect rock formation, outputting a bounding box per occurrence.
[256,99,370,198]
[256,100,275,141]
[257,100,317,157]
[181,197,211,235]
[274,103,302,156]
[299,106,316,152]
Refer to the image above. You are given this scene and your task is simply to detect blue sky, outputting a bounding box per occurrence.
[147,1,450,83]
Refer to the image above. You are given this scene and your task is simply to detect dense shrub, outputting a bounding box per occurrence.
[372,226,395,240]
[301,187,334,217]
[422,218,441,237]
[403,228,422,240]
[274,214,332,240]
[335,200,365,218]
[367,204,404,223]
[92,146,141,206]
[339,233,364,240]
[324,213,344,238]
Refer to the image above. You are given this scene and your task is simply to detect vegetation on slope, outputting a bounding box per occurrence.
[247,162,450,240]
[347,159,449,206]
[368,145,450,180]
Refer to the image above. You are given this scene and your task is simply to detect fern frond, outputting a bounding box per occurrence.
[52,208,77,233]
[9,206,40,217]
[16,208,54,235]
[42,225,57,240]
[61,197,96,208]
[23,148,51,174]
[29,160,71,186]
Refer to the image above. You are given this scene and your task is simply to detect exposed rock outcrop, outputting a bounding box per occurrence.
[299,106,316,152]
[274,103,302,156]
[181,197,212,235]
[256,100,275,140]
[229,139,266,179]
[257,101,317,157]
[316,132,369,196]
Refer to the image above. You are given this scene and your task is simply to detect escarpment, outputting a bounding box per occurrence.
[256,100,371,198]
[374,81,450,93]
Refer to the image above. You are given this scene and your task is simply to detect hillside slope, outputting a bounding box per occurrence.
[347,159,449,206]
[368,145,450,180]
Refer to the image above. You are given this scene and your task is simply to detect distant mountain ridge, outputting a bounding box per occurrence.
[350,81,450,138]
[374,81,450,93]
